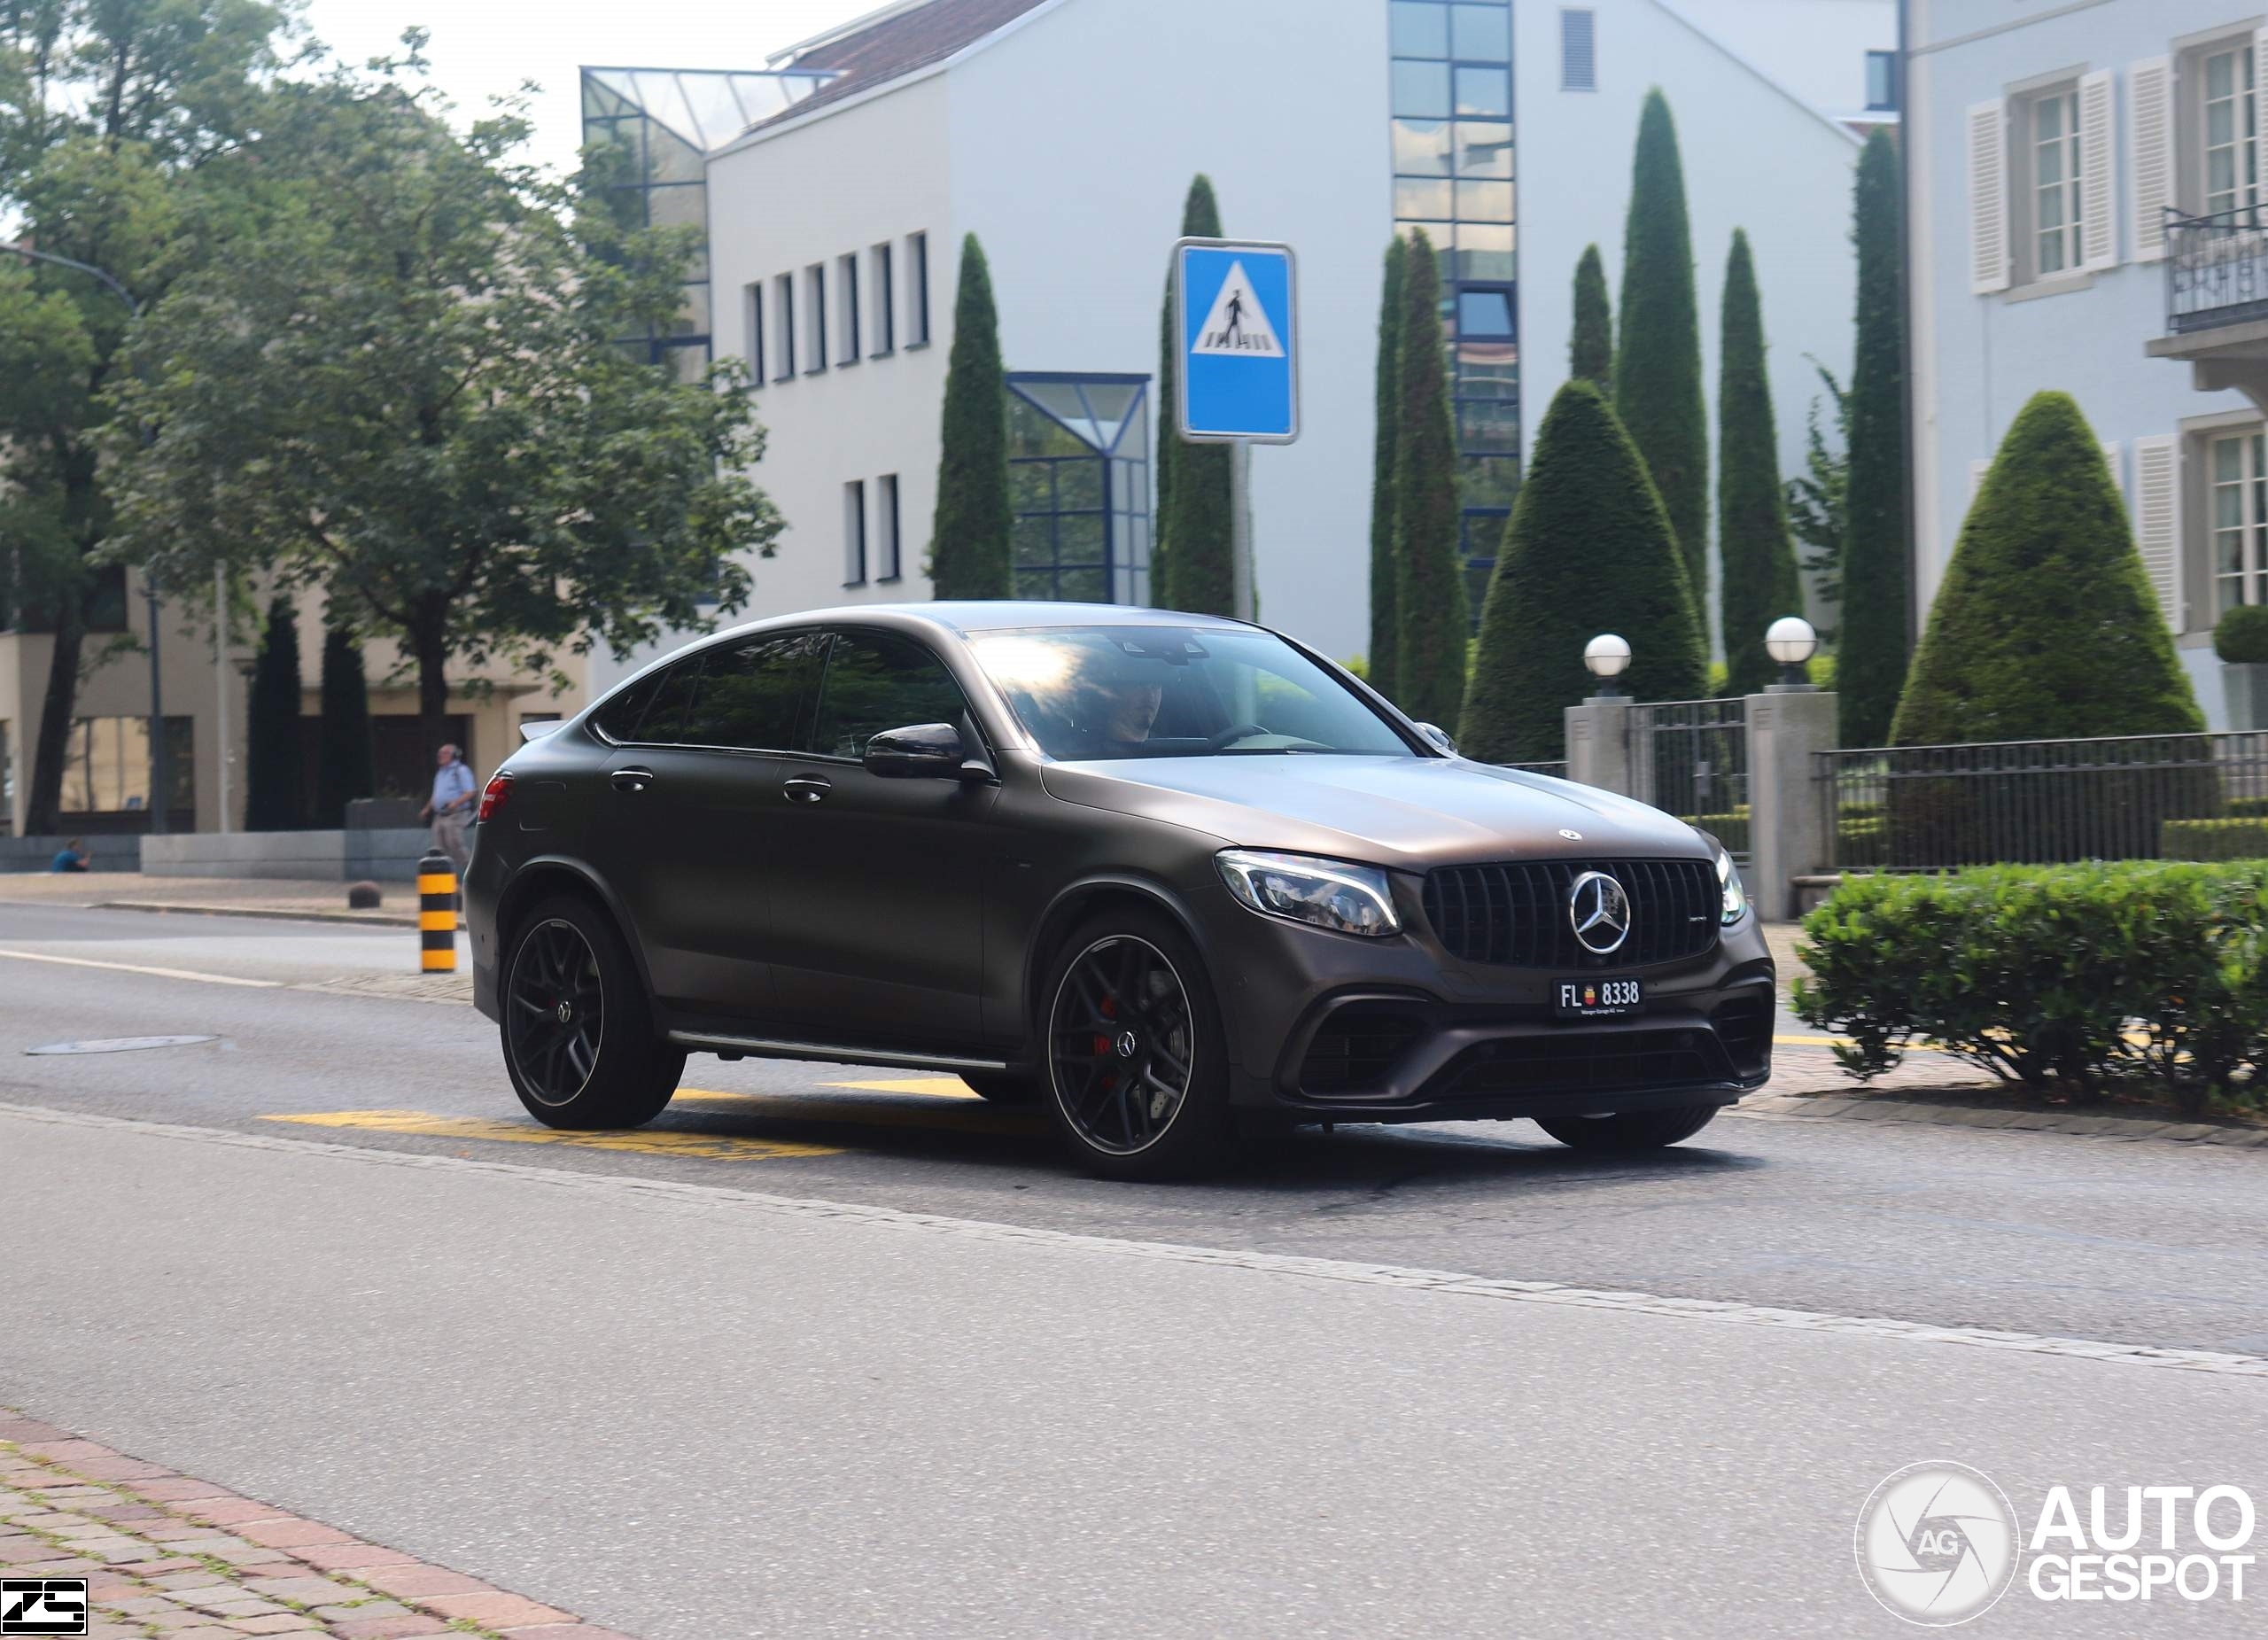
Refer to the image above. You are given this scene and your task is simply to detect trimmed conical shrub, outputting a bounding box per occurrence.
[1570,243,1613,393]
[1841,128,1911,745]
[1393,229,1472,727]
[1615,90,1710,609]
[1718,230,1803,696]
[245,595,305,832]
[1891,392,2202,745]
[1461,380,1705,763]
[315,623,374,828]
[1158,175,1233,615]
[928,234,1011,599]
[1367,236,1409,696]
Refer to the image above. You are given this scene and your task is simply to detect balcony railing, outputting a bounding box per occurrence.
[2166,206,2268,333]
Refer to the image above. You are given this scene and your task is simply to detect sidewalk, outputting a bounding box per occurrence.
[0,1414,626,1640]
[0,874,415,928]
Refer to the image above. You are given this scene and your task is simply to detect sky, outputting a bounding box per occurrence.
[297,0,886,179]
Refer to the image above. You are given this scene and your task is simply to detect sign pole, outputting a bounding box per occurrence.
[1231,439,1254,620]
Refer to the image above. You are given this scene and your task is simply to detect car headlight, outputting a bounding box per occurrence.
[1713,842,1748,924]
[1216,849,1402,937]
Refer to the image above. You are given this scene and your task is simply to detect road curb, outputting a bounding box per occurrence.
[1730,1090,2268,1147]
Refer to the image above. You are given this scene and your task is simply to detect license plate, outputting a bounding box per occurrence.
[1556,976,1644,1018]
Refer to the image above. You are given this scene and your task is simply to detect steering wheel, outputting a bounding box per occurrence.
[1206,722,1269,750]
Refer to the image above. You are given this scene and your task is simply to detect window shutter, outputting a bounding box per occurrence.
[2078,70,2117,270]
[2131,57,2173,260]
[2133,434,2182,628]
[1969,99,2010,294]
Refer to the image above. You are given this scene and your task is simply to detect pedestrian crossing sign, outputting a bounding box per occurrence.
[1175,238,1299,443]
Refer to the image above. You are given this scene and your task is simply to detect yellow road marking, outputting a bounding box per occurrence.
[262,1109,840,1160]
[817,1076,981,1098]
[1775,1033,1946,1054]
[672,1088,1038,1133]
[0,948,283,989]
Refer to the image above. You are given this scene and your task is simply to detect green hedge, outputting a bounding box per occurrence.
[1793,863,2268,1116]
[2163,819,2268,861]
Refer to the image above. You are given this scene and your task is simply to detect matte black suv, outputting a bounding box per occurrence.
[467,603,1774,1178]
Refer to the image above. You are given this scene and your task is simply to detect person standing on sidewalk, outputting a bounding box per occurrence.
[422,743,478,877]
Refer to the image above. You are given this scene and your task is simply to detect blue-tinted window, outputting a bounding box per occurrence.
[1457,288,1514,338]
[1390,1,1449,58]
[1451,4,1511,62]
[1007,375,1152,605]
[1456,65,1511,117]
[1393,58,1452,118]
[1866,50,1898,112]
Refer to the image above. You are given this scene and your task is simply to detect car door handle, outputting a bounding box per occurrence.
[611,767,656,795]
[782,775,832,804]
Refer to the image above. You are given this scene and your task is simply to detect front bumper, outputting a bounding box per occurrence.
[1201,882,1775,1127]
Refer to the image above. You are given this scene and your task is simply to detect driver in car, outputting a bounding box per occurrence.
[1067,661,1167,756]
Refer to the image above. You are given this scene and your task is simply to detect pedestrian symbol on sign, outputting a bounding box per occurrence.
[1191,261,1283,358]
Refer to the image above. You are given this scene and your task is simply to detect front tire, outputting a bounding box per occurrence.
[1534,1103,1720,1152]
[1041,909,1236,1181]
[501,894,684,1130]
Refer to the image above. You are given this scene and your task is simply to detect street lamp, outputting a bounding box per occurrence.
[0,240,168,833]
[1764,615,1820,689]
[1583,633,1633,699]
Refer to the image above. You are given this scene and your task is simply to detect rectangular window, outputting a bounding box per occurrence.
[774,273,796,380]
[1390,2,1448,58]
[837,253,861,365]
[1866,50,1898,113]
[1393,59,1451,120]
[871,242,896,355]
[2213,430,2268,616]
[2204,45,2258,216]
[2031,89,2083,276]
[744,283,764,385]
[1561,9,1596,90]
[806,264,827,374]
[61,716,193,816]
[908,232,932,346]
[877,474,902,581]
[1451,4,1509,63]
[843,479,867,587]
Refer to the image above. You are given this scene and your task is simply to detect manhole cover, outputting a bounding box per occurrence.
[25,1035,219,1056]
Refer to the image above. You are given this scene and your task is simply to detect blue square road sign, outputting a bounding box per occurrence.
[1175,239,1299,444]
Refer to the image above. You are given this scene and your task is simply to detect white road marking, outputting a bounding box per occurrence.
[0,948,283,988]
[3,1100,2261,1380]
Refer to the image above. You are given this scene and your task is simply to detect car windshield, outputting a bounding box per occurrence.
[967,626,1416,761]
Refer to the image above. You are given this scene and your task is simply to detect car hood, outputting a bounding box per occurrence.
[1037,754,1709,869]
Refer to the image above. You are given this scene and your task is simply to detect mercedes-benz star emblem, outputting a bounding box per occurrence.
[1114,1030,1139,1060]
[1558,828,1583,841]
[555,1000,574,1024]
[1567,870,1633,955]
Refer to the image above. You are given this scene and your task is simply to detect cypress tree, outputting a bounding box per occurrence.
[1891,392,2202,745]
[1367,236,1409,696]
[1392,229,1472,727]
[245,595,305,832]
[1840,128,1911,746]
[315,623,375,828]
[1461,381,1705,763]
[1158,175,1233,615]
[1615,90,1710,609]
[1717,230,1803,696]
[928,234,1011,599]
[1570,243,1613,393]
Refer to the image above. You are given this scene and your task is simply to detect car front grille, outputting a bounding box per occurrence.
[1296,1001,1428,1096]
[1421,858,1720,969]
[1433,1029,1735,1099]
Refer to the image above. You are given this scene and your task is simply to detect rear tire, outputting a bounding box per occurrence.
[501,894,684,1130]
[1534,1103,1720,1152]
[1040,908,1237,1181]
[960,1072,1037,1104]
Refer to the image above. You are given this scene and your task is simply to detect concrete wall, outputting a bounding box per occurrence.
[1907,0,2262,728]
[140,828,433,882]
[0,835,144,874]
[1663,0,1897,121]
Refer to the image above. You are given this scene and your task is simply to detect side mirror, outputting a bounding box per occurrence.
[865,722,970,780]
[1417,721,1457,755]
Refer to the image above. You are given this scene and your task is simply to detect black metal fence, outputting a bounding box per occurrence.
[1819,732,2268,870]
[1629,698,1749,859]
[2167,206,2268,332]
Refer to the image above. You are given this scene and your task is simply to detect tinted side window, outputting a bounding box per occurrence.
[812,632,969,759]
[638,656,705,745]
[590,671,662,744]
[680,632,827,750]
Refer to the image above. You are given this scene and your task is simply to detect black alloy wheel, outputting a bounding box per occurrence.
[508,918,606,1108]
[501,894,683,1130]
[1043,911,1235,1179]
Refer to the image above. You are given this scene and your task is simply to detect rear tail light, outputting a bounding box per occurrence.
[478,773,514,823]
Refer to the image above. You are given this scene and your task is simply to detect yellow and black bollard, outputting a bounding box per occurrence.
[417,850,459,973]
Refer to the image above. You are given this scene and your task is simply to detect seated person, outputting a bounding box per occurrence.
[50,838,90,874]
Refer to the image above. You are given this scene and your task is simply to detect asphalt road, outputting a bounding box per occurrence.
[2,901,2264,1636]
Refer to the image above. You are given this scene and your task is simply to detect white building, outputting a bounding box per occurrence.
[1908,0,2268,727]
[583,0,1891,683]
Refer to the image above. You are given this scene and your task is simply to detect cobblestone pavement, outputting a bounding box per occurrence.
[0,1415,627,1640]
